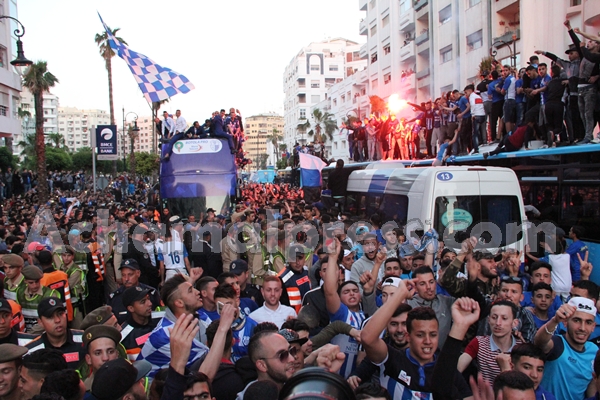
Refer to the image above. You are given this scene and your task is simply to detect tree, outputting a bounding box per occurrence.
[46,132,66,149]
[23,61,59,203]
[369,95,387,116]
[95,26,128,171]
[0,147,16,172]
[297,120,310,144]
[307,108,337,143]
[135,152,159,177]
[266,128,283,164]
[45,147,73,171]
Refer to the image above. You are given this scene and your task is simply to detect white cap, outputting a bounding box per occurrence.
[381,277,402,288]
[568,297,597,316]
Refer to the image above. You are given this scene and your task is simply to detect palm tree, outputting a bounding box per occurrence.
[16,133,35,159]
[266,128,283,164]
[23,61,59,203]
[46,132,66,149]
[95,27,127,172]
[307,108,337,142]
[297,120,310,144]
[9,108,32,155]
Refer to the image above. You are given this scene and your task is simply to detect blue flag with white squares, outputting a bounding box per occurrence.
[98,13,195,103]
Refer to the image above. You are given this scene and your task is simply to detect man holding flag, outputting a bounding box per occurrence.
[298,152,327,204]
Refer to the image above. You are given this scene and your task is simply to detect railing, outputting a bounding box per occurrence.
[415,31,429,45]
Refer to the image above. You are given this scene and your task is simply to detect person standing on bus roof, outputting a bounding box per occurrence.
[161,111,175,141]
[212,109,236,154]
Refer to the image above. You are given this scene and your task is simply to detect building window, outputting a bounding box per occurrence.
[370,25,377,37]
[300,109,306,119]
[570,0,581,5]
[466,30,483,51]
[383,44,391,55]
[440,45,453,63]
[369,0,376,10]
[372,79,378,90]
[311,80,320,88]
[0,46,6,69]
[371,52,378,63]
[310,64,319,71]
[333,99,337,107]
[311,95,320,103]
[382,14,389,28]
[384,73,391,84]
[329,65,338,71]
[468,0,481,7]
[439,5,452,25]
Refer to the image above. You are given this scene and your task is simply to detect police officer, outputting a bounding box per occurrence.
[17,266,60,333]
[81,325,122,390]
[80,305,121,332]
[108,259,161,325]
[277,245,311,313]
[230,259,263,306]
[25,297,85,370]
[119,286,161,361]
[2,254,25,302]
[0,343,27,400]
[122,224,160,289]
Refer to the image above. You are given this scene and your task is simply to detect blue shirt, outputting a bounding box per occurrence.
[458,96,470,118]
[437,143,450,161]
[231,316,258,362]
[521,291,563,319]
[502,75,516,100]
[488,79,505,103]
[566,240,588,282]
[536,385,556,400]
[328,303,365,378]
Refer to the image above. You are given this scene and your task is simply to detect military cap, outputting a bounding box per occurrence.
[37,297,66,319]
[2,254,24,268]
[119,259,140,271]
[63,245,76,255]
[0,299,12,314]
[122,286,151,308]
[80,306,115,330]
[22,265,43,280]
[83,325,122,349]
[0,344,27,363]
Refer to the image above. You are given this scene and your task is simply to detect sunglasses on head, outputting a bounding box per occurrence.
[261,346,298,363]
[501,275,522,284]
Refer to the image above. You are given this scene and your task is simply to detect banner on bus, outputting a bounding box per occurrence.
[96,125,119,160]
[172,139,223,155]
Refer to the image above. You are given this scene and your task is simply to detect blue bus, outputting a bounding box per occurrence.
[160,138,237,217]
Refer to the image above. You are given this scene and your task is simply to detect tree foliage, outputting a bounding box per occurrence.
[45,147,73,171]
[0,147,16,171]
[135,152,159,176]
[307,108,337,142]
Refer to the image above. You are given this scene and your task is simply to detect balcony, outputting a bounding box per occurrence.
[493,0,519,15]
[399,42,416,62]
[415,30,429,45]
[416,67,430,80]
[414,0,428,11]
[584,0,600,25]
[359,19,367,35]
[356,68,369,84]
[359,43,368,59]
[399,9,415,33]
[417,75,430,89]
[359,0,367,11]
[416,0,429,20]
[492,29,520,45]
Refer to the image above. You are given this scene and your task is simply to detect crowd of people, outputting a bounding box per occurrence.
[0,166,597,400]
[338,19,600,165]
[156,108,252,169]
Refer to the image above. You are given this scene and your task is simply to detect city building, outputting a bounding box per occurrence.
[244,113,284,169]
[0,0,24,153]
[282,38,367,149]
[16,87,60,156]
[127,115,154,154]
[57,107,110,151]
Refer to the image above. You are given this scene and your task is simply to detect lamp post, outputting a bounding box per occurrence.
[0,16,33,72]
[489,33,518,69]
[123,111,140,172]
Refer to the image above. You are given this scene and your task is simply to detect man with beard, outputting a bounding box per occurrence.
[249,276,296,328]
[138,275,209,377]
[277,245,311,314]
[0,344,27,400]
[407,266,454,348]
[535,297,598,400]
[348,300,412,390]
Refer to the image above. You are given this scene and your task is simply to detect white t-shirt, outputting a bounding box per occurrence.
[546,253,571,295]
[156,239,188,270]
[249,303,297,328]
[469,93,486,116]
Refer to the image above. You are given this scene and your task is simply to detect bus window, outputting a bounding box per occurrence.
[380,194,408,225]
[562,185,600,240]
[434,195,522,247]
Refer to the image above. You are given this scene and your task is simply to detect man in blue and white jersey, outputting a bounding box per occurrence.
[156,217,190,283]
[323,239,366,379]
[214,283,258,363]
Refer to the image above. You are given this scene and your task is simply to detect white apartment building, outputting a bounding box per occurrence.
[282,38,366,149]
[0,0,23,153]
[16,88,60,156]
[356,0,600,110]
[245,113,284,169]
[57,107,110,151]
[128,116,155,154]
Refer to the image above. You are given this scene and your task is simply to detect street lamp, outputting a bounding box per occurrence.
[489,33,518,69]
[0,16,33,73]
[122,109,139,171]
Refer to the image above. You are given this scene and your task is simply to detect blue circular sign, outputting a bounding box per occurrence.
[436,172,453,181]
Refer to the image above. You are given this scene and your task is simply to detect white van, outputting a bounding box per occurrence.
[345,166,525,249]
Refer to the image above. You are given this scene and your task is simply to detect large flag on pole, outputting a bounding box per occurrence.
[298,153,327,188]
[98,13,195,103]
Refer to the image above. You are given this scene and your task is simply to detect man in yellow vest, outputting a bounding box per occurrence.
[16,266,59,333]
[38,250,73,323]
[2,255,24,302]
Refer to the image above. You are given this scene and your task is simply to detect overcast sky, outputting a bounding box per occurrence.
[18,0,363,122]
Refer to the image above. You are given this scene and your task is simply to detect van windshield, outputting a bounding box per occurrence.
[434,195,522,247]
[346,192,409,224]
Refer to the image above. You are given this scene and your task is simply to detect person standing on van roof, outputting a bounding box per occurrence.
[327,160,347,198]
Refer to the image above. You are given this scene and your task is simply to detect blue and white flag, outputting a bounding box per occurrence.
[98,13,195,103]
[298,153,327,187]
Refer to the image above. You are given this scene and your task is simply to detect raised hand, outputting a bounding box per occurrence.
[168,313,199,374]
[470,373,496,400]
[553,303,576,325]
[451,297,480,327]
[219,303,236,328]
[347,375,362,390]
[564,19,571,29]
[534,50,543,55]
[315,344,346,373]
[578,251,593,280]
[359,271,376,294]
[189,267,203,283]
[574,27,581,34]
